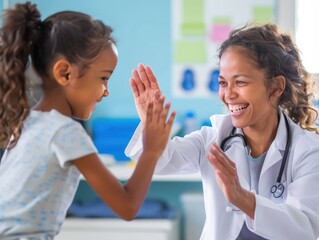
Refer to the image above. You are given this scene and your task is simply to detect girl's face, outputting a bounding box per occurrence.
[218,46,278,130]
[66,43,118,120]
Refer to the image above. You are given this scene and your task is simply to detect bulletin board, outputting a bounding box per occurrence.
[172,0,276,98]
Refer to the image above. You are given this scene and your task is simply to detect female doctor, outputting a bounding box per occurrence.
[125,24,319,239]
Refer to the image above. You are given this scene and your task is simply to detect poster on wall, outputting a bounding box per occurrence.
[172,0,276,98]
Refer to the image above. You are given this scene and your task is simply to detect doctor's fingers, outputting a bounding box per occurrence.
[132,69,146,94]
[207,154,239,199]
[208,154,242,197]
[129,78,141,98]
[207,153,234,178]
[137,64,151,89]
[210,147,237,177]
[144,65,162,91]
[210,143,236,168]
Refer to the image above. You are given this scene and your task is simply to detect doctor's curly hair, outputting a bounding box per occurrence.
[219,23,319,134]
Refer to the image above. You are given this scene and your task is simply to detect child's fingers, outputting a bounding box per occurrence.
[153,95,165,121]
[159,101,171,124]
[132,69,145,94]
[154,89,163,103]
[157,101,176,134]
[138,64,151,89]
[165,110,176,131]
[146,102,154,122]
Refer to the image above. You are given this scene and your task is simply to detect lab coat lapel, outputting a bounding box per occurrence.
[259,112,288,197]
[259,147,283,197]
[260,147,282,177]
[225,143,250,190]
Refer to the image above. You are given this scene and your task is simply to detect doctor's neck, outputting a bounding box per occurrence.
[242,112,279,158]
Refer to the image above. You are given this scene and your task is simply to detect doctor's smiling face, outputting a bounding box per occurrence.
[218,46,280,130]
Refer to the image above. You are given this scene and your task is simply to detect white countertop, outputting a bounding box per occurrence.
[80,154,201,182]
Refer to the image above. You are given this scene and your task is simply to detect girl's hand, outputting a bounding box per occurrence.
[142,95,176,159]
[130,64,162,126]
[74,95,175,220]
[207,143,255,219]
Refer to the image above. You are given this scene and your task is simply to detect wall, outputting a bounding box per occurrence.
[4,0,225,129]
[2,0,296,129]
[276,0,295,38]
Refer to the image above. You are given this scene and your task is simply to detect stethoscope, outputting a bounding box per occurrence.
[220,113,291,198]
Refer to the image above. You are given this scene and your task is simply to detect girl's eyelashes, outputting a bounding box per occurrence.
[101,77,109,82]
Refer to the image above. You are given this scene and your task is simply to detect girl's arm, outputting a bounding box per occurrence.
[73,98,175,220]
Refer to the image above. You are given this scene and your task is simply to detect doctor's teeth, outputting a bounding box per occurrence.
[229,104,248,112]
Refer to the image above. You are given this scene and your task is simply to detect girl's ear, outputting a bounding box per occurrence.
[273,75,286,97]
[52,59,72,86]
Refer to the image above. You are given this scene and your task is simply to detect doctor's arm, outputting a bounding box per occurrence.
[126,124,214,174]
[209,142,319,239]
[130,64,162,126]
[127,64,214,174]
[208,143,256,219]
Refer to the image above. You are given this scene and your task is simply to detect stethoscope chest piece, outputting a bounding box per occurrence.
[270,182,285,198]
[220,112,291,199]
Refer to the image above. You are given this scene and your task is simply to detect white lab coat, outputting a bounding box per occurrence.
[125,112,319,240]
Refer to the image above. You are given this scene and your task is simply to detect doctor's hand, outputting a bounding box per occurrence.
[130,64,163,126]
[208,143,256,219]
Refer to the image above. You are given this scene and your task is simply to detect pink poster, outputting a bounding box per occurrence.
[210,24,232,43]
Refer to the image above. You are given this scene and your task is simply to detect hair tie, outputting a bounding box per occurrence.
[36,20,44,31]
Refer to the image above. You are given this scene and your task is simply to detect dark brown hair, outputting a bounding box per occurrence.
[0,2,115,148]
[219,24,319,134]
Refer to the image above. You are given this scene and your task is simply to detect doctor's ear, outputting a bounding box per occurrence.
[272,75,286,97]
[52,59,72,86]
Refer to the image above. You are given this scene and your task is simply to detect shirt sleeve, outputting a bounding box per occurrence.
[124,123,144,161]
[51,121,97,168]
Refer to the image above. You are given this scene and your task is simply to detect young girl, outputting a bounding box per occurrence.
[0,2,175,239]
[126,24,319,239]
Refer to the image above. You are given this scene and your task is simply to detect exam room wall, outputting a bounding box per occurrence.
[2,0,295,128]
[3,0,225,128]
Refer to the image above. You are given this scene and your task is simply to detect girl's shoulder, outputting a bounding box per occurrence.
[24,109,84,139]
[28,109,79,128]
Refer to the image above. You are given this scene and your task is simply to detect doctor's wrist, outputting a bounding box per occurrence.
[237,190,256,220]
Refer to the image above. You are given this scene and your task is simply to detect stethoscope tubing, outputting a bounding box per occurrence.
[220,113,291,198]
